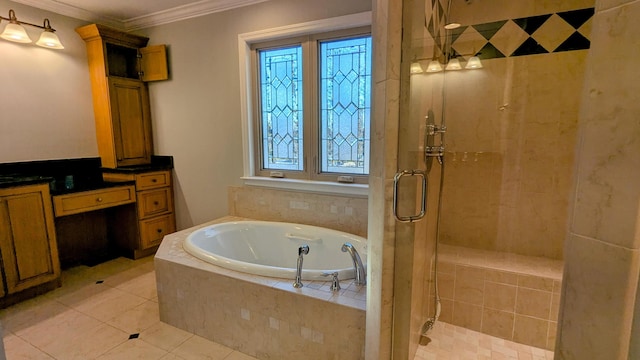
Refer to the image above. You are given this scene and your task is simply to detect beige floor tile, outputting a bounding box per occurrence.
[140,322,193,352]
[40,323,128,360]
[171,335,234,360]
[224,351,259,360]
[55,282,117,309]
[68,287,148,322]
[96,338,167,360]
[416,321,554,359]
[16,307,103,350]
[111,271,158,300]
[107,300,160,334]
[3,334,55,360]
[160,354,187,360]
[0,299,69,335]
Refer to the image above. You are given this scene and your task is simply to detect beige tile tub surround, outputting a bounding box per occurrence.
[228,186,368,237]
[155,216,366,360]
[433,245,563,350]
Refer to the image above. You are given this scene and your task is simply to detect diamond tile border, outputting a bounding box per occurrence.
[428,7,594,60]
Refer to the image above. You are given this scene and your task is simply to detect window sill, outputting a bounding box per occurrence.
[241,176,368,198]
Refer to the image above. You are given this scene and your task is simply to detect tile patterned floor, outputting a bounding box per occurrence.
[0,256,258,360]
[415,321,555,360]
[0,256,555,359]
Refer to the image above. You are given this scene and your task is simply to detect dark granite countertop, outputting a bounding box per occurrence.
[0,156,171,195]
[101,156,174,174]
[0,175,54,189]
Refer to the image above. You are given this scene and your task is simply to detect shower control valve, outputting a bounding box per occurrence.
[425,145,445,156]
[426,124,447,136]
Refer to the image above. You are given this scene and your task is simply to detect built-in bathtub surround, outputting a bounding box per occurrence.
[431,245,562,351]
[155,216,366,360]
[228,186,368,237]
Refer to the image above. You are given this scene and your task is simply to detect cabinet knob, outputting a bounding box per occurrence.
[151,179,158,183]
[156,228,163,234]
[96,197,103,202]
[153,201,159,206]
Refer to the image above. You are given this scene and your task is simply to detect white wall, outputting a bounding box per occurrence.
[139,0,371,229]
[0,0,97,162]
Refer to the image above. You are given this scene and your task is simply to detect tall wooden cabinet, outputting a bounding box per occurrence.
[0,184,61,298]
[76,24,168,168]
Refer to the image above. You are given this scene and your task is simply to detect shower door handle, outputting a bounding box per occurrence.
[393,170,427,223]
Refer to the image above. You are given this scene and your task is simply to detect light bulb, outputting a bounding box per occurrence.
[426,60,443,73]
[445,58,462,71]
[465,56,483,69]
[36,30,64,49]
[0,22,32,43]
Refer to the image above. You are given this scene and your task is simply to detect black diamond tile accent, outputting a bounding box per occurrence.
[449,25,468,44]
[472,20,508,40]
[129,333,140,340]
[554,32,591,52]
[95,280,104,284]
[477,43,506,60]
[427,17,436,42]
[435,35,442,54]
[449,48,463,59]
[513,14,552,35]
[511,37,549,56]
[557,8,594,29]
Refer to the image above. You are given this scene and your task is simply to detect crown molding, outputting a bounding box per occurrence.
[124,0,269,31]
[7,0,124,29]
[9,0,269,31]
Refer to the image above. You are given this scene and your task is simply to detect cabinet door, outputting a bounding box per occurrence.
[140,45,168,81]
[108,77,153,167]
[0,184,60,294]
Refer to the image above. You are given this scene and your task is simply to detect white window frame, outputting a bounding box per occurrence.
[238,12,371,197]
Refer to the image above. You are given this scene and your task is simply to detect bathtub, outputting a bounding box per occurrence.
[183,220,367,281]
[155,216,367,360]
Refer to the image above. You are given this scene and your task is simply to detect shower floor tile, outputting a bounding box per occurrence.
[415,321,554,360]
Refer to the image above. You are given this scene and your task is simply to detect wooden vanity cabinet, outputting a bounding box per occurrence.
[76,24,168,169]
[0,184,60,297]
[103,170,176,258]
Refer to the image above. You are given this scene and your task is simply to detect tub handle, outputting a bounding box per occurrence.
[286,233,321,242]
[393,169,427,223]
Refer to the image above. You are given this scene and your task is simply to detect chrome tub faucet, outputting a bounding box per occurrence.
[293,244,309,288]
[342,242,366,286]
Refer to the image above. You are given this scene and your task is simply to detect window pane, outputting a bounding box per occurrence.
[258,46,304,171]
[319,36,372,175]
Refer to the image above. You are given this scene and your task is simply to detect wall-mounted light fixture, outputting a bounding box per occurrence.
[410,54,482,74]
[0,9,64,49]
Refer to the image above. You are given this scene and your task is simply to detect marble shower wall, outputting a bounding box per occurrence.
[556,0,640,358]
[411,0,595,259]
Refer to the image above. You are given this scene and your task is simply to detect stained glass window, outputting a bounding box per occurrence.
[319,36,372,175]
[253,31,371,182]
[258,46,304,171]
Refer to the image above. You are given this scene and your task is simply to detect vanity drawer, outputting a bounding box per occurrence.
[135,171,170,190]
[52,185,135,217]
[137,188,172,219]
[139,214,175,249]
